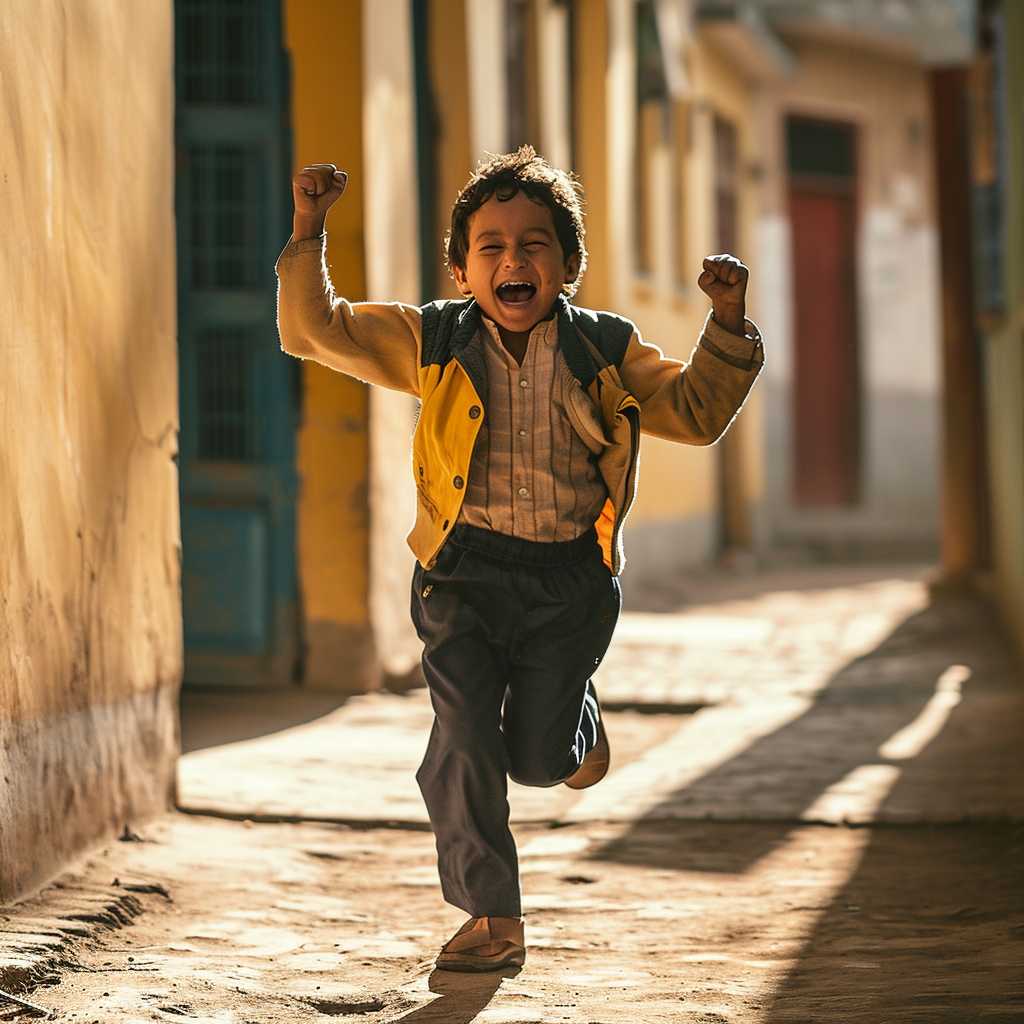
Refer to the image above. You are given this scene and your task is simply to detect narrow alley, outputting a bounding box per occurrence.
[4,563,1021,1022]
[3,2,1024,1022]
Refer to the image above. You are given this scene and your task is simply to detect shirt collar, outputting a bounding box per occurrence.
[479,314,560,350]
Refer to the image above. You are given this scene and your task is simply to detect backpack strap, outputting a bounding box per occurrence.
[556,295,635,389]
[420,298,479,369]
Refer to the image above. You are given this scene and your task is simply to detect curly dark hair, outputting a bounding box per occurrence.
[445,146,587,297]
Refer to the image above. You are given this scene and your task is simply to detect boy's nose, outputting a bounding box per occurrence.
[503,246,528,267]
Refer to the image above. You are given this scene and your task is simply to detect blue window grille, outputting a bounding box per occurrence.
[174,0,298,683]
[188,145,261,290]
[177,0,265,104]
[196,328,259,462]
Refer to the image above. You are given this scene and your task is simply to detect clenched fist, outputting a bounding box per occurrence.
[292,164,348,240]
[698,254,748,336]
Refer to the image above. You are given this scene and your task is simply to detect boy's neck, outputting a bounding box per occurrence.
[495,324,531,366]
[485,298,560,366]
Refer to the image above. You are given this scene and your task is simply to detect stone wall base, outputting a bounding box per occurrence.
[0,685,180,904]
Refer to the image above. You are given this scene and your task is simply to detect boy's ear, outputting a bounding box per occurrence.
[564,252,581,285]
[451,263,472,296]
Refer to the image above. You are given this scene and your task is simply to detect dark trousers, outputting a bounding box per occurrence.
[411,524,621,918]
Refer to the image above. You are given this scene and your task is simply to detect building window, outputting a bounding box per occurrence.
[507,0,539,150]
[787,118,855,178]
[177,0,264,105]
[636,102,663,275]
[713,115,738,255]
[196,328,259,462]
[188,145,261,290]
[971,4,1007,322]
[672,100,691,286]
[635,0,668,275]
[636,0,667,104]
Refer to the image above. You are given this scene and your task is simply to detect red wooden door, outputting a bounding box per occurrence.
[789,178,860,506]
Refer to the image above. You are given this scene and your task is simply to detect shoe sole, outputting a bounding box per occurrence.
[564,717,610,790]
[435,946,526,972]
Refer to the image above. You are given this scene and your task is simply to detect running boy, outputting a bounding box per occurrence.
[276,147,762,972]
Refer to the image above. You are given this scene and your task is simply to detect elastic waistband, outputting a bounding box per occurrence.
[448,524,600,567]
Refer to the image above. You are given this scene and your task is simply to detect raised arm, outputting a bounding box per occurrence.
[276,238,423,395]
[277,164,422,395]
[619,255,763,444]
[293,162,348,240]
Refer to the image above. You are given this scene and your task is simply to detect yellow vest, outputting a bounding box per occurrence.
[408,297,642,574]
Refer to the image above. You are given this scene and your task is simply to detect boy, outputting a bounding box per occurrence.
[276,147,762,972]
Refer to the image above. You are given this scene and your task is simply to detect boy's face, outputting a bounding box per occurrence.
[451,191,580,335]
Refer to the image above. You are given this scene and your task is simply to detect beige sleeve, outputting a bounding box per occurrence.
[620,311,763,445]
[275,234,423,396]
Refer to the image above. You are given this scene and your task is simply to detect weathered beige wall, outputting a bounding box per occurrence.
[0,0,181,901]
[627,38,762,535]
[600,4,761,574]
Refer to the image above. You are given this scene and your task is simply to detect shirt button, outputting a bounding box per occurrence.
[453,476,464,489]
[519,429,527,437]
[518,487,528,497]
[519,379,529,388]
[469,405,481,419]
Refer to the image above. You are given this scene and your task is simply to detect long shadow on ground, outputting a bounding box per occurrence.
[592,595,1020,874]
[178,686,351,752]
[591,592,1024,1019]
[762,820,1024,1023]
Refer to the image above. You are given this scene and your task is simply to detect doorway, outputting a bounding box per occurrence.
[787,116,861,507]
[174,0,298,685]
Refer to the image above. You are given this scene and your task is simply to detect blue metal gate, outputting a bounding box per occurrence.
[174,0,298,685]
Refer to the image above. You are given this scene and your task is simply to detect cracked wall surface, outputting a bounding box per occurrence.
[0,0,182,902]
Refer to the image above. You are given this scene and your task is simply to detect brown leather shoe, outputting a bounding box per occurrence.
[564,713,610,790]
[435,916,526,973]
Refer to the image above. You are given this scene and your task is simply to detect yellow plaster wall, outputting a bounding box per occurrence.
[283,0,376,688]
[571,0,610,311]
[0,0,180,899]
[428,0,473,300]
[618,38,760,532]
[694,37,765,520]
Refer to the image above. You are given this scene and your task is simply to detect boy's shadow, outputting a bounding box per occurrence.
[396,967,519,1022]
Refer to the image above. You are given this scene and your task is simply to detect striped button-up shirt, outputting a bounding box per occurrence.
[457,315,610,542]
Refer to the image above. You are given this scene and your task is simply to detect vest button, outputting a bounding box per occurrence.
[469,405,481,419]
[453,476,464,489]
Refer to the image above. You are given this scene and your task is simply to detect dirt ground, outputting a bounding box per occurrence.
[8,812,1022,1023]
[4,565,1023,1023]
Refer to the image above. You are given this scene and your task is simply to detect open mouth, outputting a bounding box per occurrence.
[496,281,537,305]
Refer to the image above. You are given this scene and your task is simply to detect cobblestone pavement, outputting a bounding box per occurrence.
[3,564,1022,1023]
